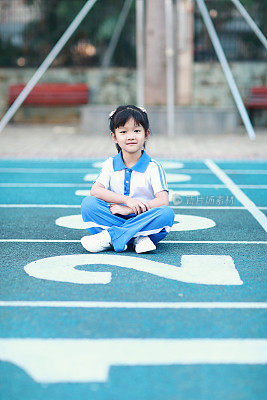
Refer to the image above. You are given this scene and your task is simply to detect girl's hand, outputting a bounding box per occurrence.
[125,197,151,215]
[109,204,133,216]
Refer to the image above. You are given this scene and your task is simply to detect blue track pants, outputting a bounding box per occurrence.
[81,196,175,252]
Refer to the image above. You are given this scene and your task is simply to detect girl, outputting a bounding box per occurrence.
[81,105,175,253]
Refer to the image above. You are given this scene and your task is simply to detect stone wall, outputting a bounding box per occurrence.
[192,62,266,107]
[0,62,266,121]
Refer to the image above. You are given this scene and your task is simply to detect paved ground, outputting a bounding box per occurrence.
[0,123,266,159]
[0,158,266,400]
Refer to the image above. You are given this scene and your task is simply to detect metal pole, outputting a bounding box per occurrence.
[102,0,133,68]
[230,0,267,50]
[0,0,98,134]
[165,0,175,137]
[136,0,145,107]
[177,0,188,52]
[196,0,255,140]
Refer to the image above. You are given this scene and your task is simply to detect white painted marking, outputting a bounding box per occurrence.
[55,214,106,230]
[24,254,242,285]
[169,184,267,189]
[92,161,103,168]
[75,190,91,196]
[75,190,200,199]
[0,339,266,383]
[172,206,246,209]
[164,174,193,183]
[225,170,267,174]
[0,168,93,173]
[55,214,216,232]
[83,173,192,183]
[206,159,267,232]
[0,204,81,208]
[161,161,184,169]
[1,167,266,174]
[0,183,91,187]
[2,205,267,210]
[173,170,267,174]
[0,239,266,244]
[83,173,98,181]
[1,301,266,309]
[169,190,200,202]
[1,183,266,189]
[91,161,185,169]
[163,240,267,244]
[172,214,216,231]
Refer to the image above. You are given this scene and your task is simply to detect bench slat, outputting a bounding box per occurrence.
[8,83,89,106]
[245,86,267,110]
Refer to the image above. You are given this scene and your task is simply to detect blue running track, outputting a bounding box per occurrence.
[0,158,266,400]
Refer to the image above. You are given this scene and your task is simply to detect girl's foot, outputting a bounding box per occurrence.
[81,230,112,253]
[133,236,156,253]
[81,230,127,252]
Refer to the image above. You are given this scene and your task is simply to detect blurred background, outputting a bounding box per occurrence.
[0,0,266,156]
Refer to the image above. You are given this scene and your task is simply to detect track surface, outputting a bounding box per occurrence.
[0,159,266,400]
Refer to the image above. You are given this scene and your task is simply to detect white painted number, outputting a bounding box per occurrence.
[55,214,216,231]
[0,339,265,383]
[24,254,242,285]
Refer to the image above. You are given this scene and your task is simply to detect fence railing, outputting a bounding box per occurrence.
[194,0,266,61]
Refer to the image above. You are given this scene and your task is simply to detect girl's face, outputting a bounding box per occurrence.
[111,117,150,156]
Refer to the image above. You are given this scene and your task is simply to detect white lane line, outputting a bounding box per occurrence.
[1,204,267,210]
[1,168,266,174]
[1,339,266,383]
[170,184,267,189]
[0,204,81,208]
[1,183,267,189]
[226,170,267,174]
[0,183,91,187]
[0,239,266,244]
[0,168,94,173]
[0,301,266,309]
[206,159,267,232]
[238,185,267,189]
[163,240,267,244]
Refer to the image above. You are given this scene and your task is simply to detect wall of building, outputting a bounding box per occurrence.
[0,62,266,120]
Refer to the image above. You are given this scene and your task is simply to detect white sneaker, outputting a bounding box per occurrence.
[81,230,112,253]
[133,236,156,253]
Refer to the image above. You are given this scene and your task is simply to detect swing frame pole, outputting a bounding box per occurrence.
[165,0,175,137]
[230,0,267,50]
[102,0,133,68]
[0,0,98,134]
[196,0,256,140]
[136,0,145,108]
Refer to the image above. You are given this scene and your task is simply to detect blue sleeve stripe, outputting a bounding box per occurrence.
[152,160,168,190]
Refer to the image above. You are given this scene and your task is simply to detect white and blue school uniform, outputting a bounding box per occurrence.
[81,150,175,252]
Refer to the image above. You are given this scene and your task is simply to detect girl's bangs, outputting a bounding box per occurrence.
[113,109,145,129]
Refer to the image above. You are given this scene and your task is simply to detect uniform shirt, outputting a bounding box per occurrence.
[93,150,169,202]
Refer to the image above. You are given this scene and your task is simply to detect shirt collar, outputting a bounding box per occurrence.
[113,150,151,172]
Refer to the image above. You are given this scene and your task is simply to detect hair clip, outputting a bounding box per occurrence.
[109,109,116,118]
[139,106,147,114]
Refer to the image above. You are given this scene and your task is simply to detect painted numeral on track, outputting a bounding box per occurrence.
[24,254,242,285]
[55,214,216,231]
[0,339,265,383]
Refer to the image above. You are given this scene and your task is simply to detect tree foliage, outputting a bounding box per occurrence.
[4,0,136,67]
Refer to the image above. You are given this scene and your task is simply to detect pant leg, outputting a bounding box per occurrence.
[81,196,127,235]
[81,196,175,253]
[107,205,175,252]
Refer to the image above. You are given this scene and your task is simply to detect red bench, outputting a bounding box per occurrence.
[8,83,89,106]
[245,86,267,125]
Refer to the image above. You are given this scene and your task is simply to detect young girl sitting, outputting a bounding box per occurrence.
[81,105,175,254]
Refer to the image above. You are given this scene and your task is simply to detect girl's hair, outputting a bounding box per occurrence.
[109,105,150,153]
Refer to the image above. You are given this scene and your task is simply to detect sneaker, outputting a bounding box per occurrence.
[133,235,156,253]
[81,230,112,253]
